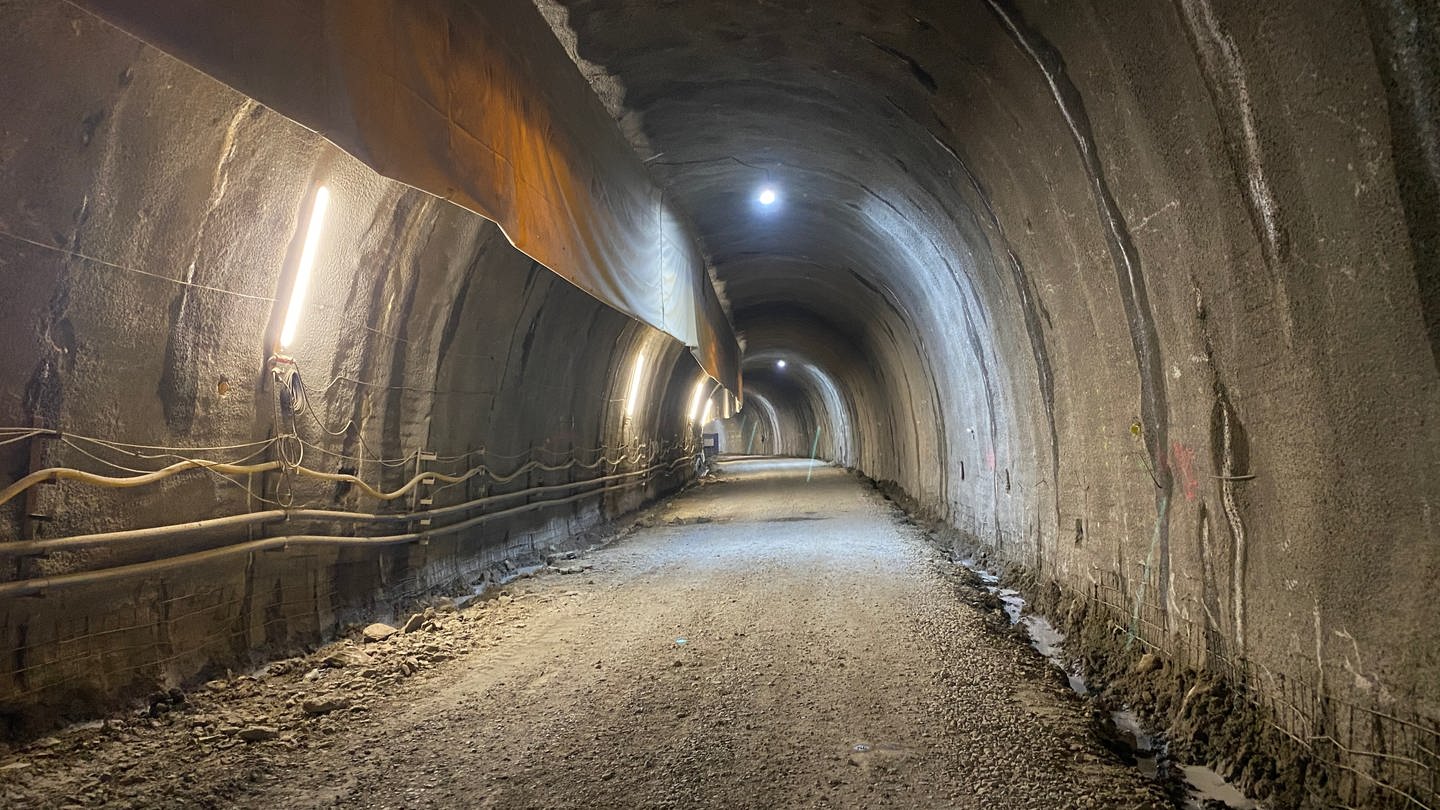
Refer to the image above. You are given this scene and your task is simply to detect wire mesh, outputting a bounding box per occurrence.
[1088,568,1439,809]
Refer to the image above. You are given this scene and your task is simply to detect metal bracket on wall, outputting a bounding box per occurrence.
[21,417,52,540]
[412,449,437,542]
[14,418,53,581]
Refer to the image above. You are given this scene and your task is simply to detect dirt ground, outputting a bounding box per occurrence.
[0,458,1172,809]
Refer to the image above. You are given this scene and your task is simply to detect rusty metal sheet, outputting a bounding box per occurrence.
[71,0,740,393]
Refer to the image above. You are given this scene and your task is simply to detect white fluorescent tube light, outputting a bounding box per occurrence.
[624,352,647,418]
[279,186,331,349]
[687,378,708,423]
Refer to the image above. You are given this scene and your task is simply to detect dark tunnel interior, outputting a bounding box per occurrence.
[1,0,1438,806]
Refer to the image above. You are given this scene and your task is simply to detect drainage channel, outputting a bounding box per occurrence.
[958,559,1259,810]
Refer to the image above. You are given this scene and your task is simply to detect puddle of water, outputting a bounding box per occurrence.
[1109,710,1262,808]
[1112,708,1160,779]
[1181,764,1258,809]
[961,559,1000,584]
[954,558,1257,808]
[1022,614,1088,695]
[965,560,1087,695]
[997,588,1025,623]
[451,563,549,610]
[499,563,546,585]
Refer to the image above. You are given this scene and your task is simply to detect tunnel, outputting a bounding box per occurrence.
[1,0,1437,806]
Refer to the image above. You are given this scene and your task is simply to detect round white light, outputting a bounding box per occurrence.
[758,187,777,206]
[776,359,787,369]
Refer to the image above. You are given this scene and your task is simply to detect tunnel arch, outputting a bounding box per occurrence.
[546,1,1440,804]
[0,3,732,736]
[741,346,855,467]
[733,389,782,456]
[0,1,1437,804]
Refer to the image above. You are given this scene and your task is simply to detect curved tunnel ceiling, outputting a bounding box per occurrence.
[551,0,1047,517]
[1,1,1437,799]
[547,2,1440,767]
[550,0,1008,345]
[72,0,745,392]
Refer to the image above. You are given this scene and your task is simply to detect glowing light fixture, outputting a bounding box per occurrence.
[757,187,777,206]
[687,378,708,423]
[279,186,331,349]
[776,359,787,369]
[624,352,647,419]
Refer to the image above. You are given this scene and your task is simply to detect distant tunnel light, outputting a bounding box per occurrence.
[624,352,647,419]
[776,359,787,369]
[279,186,331,349]
[757,186,777,206]
[687,378,708,423]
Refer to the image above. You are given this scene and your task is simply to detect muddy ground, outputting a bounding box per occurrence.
[0,458,1172,809]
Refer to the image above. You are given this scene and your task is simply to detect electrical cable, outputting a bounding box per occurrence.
[0,476,673,599]
[58,437,275,476]
[5,431,289,507]
[0,441,680,508]
[0,227,276,303]
[0,455,698,597]
[293,365,645,468]
[0,458,283,507]
[0,462,681,558]
[0,351,695,537]
[62,433,275,455]
[296,374,426,468]
[0,430,49,449]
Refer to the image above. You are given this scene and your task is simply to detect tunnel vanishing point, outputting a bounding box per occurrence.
[1,0,1438,807]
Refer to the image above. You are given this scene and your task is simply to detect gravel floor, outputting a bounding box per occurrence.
[0,458,1171,809]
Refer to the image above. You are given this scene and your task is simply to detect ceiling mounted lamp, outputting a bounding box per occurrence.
[776,359,787,369]
[757,186,778,206]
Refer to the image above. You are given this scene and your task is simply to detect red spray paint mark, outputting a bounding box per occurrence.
[985,449,996,471]
[1170,440,1198,502]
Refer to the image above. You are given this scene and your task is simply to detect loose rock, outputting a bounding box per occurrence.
[1133,653,1162,675]
[321,647,373,668]
[238,726,279,743]
[363,623,399,642]
[301,697,352,716]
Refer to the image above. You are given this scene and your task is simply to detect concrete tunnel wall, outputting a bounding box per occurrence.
[546,0,1440,801]
[0,0,1438,802]
[0,3,715,734]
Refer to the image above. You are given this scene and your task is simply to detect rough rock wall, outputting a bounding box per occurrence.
[551,0,1440,801]
[0,3,705,735]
